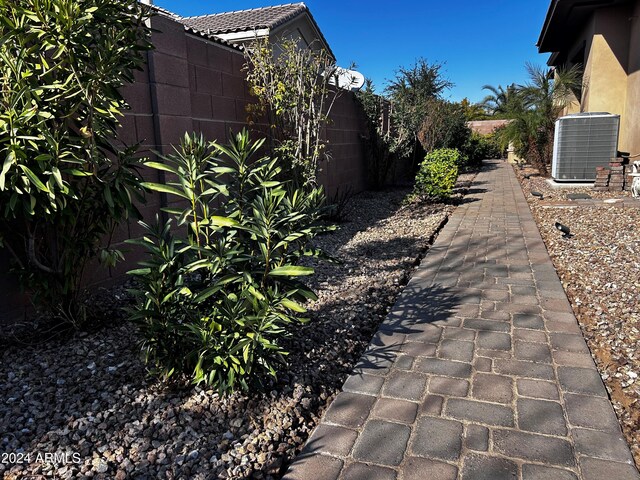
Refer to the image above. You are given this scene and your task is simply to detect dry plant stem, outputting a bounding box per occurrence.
[244,38,344,186]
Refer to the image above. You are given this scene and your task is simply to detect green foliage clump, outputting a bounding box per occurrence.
[419,99,471,154]
[0,0,152,321]
[462,132,504,170]
[129,131,330,393]
[385,59,453,165]
[408,148,460,202]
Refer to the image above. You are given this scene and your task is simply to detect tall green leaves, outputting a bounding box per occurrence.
[0,0,152,319]
[129,131,330,393]
[480,83,519,118]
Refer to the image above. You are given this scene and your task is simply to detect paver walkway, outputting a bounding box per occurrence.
[284,160,640,480]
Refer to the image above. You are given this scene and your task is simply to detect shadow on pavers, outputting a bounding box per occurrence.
[353,283,460,375]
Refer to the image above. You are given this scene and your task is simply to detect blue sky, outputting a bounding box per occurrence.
[154,0,552,103]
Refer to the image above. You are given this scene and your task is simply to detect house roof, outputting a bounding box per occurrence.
[467,120,511,136]
[180,3,335,59]
[537,0,632,53]
[149,4,244,52]
[181,3,307,34]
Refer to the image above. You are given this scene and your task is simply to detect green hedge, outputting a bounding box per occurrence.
[410,148,460,201]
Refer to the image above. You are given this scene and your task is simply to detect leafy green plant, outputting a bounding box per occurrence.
[418,99,471,154]
[461,132,504,170]
[0,0,152,321]
[128,130,330,392]
[326,185,355,222]
[408,148,460,202]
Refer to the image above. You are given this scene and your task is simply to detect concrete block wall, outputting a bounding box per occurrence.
[0,13,370,323]
[321,92,369,197]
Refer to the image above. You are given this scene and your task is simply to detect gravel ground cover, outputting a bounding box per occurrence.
[0,176,473,480]
[516,168,640,467]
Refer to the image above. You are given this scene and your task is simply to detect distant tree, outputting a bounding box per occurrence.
[481,83,518,117]
[418,99,470,153]
[460,98,488,121]
[385,59,453,165]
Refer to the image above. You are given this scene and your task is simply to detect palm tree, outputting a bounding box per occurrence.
[481,83,517,117]
[460,98,488,121]
[495,63,582,176]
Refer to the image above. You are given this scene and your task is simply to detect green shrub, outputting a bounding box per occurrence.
[409,148,460,201]
[0,0,151,321]
[128,130,330,393]
[462,132,503,169]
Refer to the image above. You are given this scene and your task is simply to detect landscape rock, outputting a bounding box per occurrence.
[0,181,473,479]
[517,168,640,466]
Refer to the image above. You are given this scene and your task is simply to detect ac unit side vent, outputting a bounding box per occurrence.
[551,113,620,181]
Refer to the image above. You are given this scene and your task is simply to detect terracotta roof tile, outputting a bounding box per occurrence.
[149,4,244,52]
[467,120,511,135]
[181,3,307,35]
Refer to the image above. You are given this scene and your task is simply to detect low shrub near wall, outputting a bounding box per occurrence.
[407,148,460,203]
[462,132,503,169]
[129,130,330,393]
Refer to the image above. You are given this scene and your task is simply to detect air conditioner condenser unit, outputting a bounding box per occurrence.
[551,112,620,182]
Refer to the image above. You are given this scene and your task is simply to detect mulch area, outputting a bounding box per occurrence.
[515,166,640,467]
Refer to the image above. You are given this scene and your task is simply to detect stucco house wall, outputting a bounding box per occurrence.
[539,0,640,157]
[622,0,640,156]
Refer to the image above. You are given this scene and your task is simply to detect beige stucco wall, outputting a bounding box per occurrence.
[581,8,630,124]
[547,0,640,156]
[507,143,523,164]
[559,1,640,154]
[622,1,640,156]
[583,34,627,114]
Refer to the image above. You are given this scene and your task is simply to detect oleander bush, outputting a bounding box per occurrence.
[408,148,460,202]
[128,130,330,393]
[0,0,151,322]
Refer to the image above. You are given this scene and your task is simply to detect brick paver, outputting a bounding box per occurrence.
[283,160,640,480]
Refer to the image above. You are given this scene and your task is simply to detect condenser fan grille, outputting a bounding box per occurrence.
[552,113,620,181]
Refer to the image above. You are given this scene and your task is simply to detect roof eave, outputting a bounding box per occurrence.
[537,0,559,52]
[301,8,336,62]
[537,0,632,53]
[269,9,336,61]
